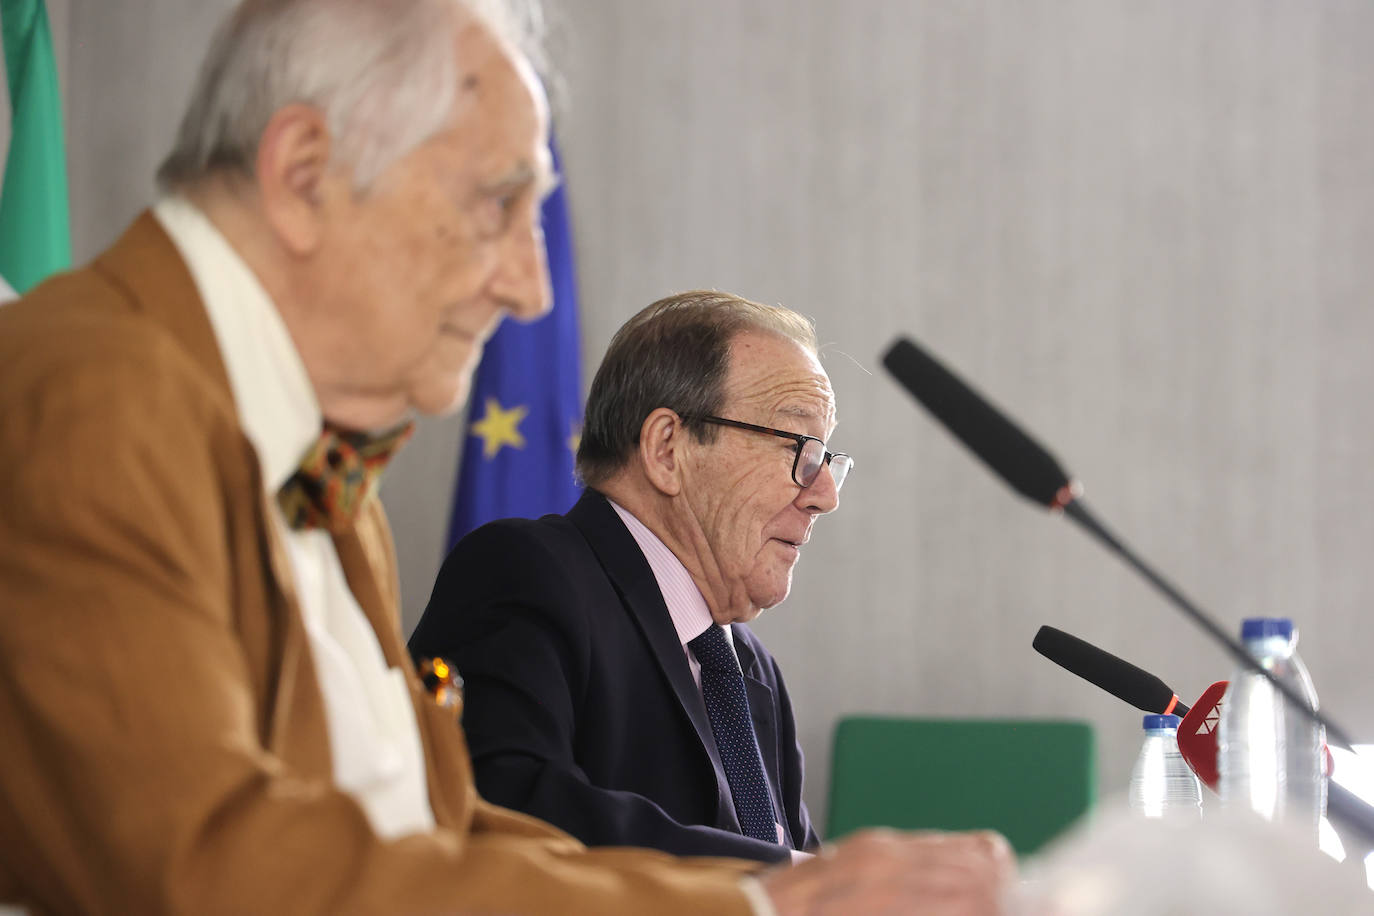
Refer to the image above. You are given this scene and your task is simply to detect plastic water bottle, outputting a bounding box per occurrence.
[1216,617,1326,842]
[1128,713,1203,818]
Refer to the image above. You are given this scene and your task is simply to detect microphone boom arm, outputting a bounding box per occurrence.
[1062,497,1356,751]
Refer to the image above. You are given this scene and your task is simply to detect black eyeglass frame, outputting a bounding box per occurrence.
[688,415,852,490]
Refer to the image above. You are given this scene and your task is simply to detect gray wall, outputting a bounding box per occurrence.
[59,1,1374,827]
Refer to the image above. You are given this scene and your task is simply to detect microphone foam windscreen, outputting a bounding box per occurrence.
[1033,625,1178,714]
[882,337,1072,507]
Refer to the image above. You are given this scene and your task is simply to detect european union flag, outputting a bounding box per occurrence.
[445,139,583,548]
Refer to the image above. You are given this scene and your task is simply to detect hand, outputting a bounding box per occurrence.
[762,828,1015,916]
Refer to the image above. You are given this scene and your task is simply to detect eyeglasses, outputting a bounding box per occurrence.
[691,416,853,491]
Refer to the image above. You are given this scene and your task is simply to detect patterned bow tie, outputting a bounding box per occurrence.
[277,422,415,533]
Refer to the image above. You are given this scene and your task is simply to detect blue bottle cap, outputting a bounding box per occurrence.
[1143,714,1181,730]
[1240,617,1294,640]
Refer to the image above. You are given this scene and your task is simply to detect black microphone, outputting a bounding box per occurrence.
[881,334,1357,752]
[881,338,1079,509]
[1033,625,1190,718]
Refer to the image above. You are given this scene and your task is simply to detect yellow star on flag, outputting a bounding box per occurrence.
[567,422,582,457]
[470,398,529,459]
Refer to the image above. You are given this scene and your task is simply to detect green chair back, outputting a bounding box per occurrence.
[826,716,1095,857]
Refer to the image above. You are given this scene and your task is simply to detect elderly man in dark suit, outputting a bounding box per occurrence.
[411,290,852,863]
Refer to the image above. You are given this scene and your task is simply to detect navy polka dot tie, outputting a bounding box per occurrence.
[688,624,778,843]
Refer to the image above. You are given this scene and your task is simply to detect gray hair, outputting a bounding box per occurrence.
[157,0,546,193]
[575,290,819,488]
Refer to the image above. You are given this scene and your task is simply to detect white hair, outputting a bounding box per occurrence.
[157,0,546,193]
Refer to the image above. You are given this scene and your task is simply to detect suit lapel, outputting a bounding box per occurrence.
[733,633,790,848]
[94,212,324,771]
[92,212,234,398]
[333,499,474,829]
[252,486,336,773]
[331,504,404,669]
[568,491,740,831]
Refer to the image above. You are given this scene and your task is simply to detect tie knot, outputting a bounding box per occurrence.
[277,421,414,532]
[688,624,736,672]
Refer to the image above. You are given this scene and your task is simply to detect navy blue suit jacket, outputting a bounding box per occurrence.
[409,490,819,864]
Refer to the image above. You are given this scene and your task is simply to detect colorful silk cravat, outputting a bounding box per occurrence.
[688,624,779,844]
[277,422,415,533]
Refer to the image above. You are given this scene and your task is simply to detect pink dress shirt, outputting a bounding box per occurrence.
[609,500,794,849]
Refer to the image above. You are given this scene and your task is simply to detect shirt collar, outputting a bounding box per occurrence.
[608,500,725,647]
[153,196,321,492]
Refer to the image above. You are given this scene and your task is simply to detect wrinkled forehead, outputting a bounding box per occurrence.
[448,16,555,183]
[466,17,549,120]
[724,331,837,430]
[452,14,543,115]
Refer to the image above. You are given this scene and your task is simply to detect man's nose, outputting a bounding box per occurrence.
[490,216,552,321]
[798,461,840,514]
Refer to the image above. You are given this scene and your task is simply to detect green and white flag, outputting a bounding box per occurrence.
[1,0,69,301]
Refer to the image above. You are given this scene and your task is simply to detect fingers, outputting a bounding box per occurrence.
[763,828,1017,916]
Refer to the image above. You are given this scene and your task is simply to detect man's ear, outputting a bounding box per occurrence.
[254,103,335,256]
[637,408,688,497]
